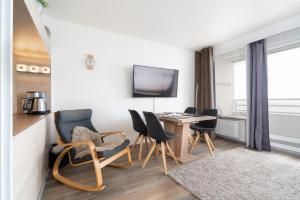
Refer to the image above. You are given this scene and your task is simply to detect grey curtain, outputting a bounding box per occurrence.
[195,47,216,111]
[247,39,271,151]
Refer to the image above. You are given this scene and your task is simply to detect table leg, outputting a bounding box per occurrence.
[164,121,198,163]
[164,121,176,152]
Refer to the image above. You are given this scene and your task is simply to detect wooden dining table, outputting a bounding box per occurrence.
[157,113,216,163]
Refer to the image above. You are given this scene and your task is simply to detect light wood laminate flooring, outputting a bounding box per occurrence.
[42,138,243,200]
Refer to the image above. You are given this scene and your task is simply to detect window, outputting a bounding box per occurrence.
[234,60,246,99]
[233,60,246,112]
[268,47,300,99]
[233,46,300,114]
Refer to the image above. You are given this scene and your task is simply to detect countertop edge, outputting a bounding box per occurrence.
[13,113,50,136]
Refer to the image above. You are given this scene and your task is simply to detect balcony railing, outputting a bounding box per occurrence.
[233,98,300,115]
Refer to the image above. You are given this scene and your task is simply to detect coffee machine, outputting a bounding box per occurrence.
[22,91,48,114]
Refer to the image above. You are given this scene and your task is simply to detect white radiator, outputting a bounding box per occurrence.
[215,118,246,142]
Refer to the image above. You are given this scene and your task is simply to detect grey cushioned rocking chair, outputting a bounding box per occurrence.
[53,109,133,191]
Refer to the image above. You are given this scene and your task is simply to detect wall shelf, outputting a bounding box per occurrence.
[216,82,231,86]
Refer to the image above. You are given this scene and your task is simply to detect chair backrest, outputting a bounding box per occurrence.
[55,109,97,143]
[143,111,166,141]
[184,107,197,114]
[198,108,218,128]
[128,110,147,135]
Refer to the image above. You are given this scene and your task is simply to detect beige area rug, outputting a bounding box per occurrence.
[169,148,300,200]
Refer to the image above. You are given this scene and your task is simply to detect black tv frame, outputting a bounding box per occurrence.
[132,64,179,98]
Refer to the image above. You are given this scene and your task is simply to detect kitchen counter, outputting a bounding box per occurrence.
[13,113,49,136]
[13,113,50,200]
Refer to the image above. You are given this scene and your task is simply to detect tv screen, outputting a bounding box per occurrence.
[133,65,179,97]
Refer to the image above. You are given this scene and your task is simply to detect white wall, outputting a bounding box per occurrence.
[46,17,194,143]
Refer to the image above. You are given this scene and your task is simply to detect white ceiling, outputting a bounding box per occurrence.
[46,0,300,50]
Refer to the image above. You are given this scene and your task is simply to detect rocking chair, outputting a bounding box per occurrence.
[53,109,132,191]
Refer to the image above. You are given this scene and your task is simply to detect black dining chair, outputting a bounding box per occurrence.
[190,109,218,156]
[184,107,197,114]
[128,109,152,160]
[142,111,179,175]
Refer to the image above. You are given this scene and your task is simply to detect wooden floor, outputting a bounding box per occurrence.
[42,138,243,200]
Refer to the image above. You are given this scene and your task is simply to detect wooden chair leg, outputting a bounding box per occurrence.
[142,143,156,168]
[204,132,213,156]
[207,134,215,151]
[165,142,179,165]
[145,136,149,152]
[148,137,154,144]
[90,145,105,188]
[155,144,160,159]
[127,147,133,163]
[188,134,194,153]
[138,135,144,160]
[191,132,200,151]
[161,143,168,175]
[107,147,134,169]
[132,134,141,151]
[188,134,194,145]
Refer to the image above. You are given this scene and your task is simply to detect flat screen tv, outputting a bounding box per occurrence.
[133,65,179,97]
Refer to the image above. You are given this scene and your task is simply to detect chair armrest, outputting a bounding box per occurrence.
[59,140,96,153]
[55,139,100,165]
[99,131,127,140]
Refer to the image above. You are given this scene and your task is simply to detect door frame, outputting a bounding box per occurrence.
[0,0,13,199]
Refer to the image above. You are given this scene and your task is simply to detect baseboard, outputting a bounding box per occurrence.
[271,145,300,158]
[270,134,300,156]
[215,134,246,145]
[271,143,300,156]
[37,169,49,200]
[217,134,300,158]
[270,134,300,144]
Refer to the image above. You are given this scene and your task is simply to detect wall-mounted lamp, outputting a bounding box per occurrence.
[85,54,96,70]
[42,67,50,73]
[16,64,28,72]
[30,66,39,73]
[16,64,51,74]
